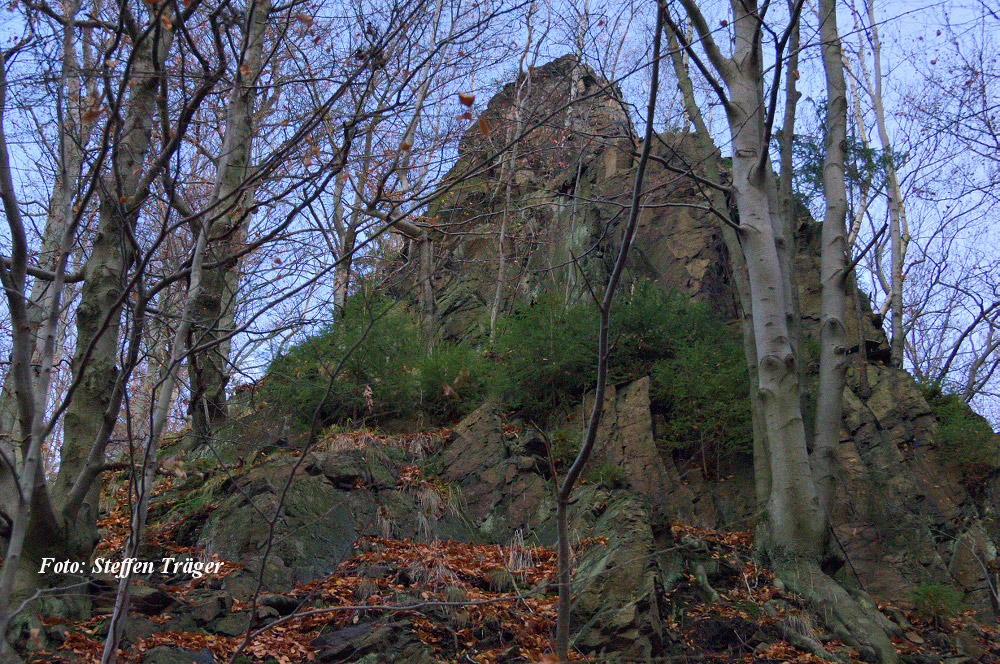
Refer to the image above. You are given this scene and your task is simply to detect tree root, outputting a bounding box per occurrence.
[763,601,844,662]
[693,563,721,603]
[774,560,899,664]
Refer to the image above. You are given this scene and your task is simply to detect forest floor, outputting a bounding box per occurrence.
[20,459,1000,664]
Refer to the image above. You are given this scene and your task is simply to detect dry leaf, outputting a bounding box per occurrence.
[476,114,490,136]
[295,12,314,26]
[239,64,253,78]
[159,14,172,30]
[458,92,475,107]
[457,111,473,121]
[399,139,412,152]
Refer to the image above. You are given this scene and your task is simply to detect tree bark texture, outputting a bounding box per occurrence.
[53,18,175,568]
[188,0,272,447]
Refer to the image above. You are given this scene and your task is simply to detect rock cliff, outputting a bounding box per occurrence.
[397,55,1000,616]
[19,56,999,664]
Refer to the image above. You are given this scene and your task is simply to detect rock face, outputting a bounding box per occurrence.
[438,403,550,540]
[402,56,1000,615]
[392,57,737,342]
[149,58,996,658]
[197,447,478,593]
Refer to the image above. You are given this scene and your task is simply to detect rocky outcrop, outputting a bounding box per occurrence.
[559,368,997,615]
[836,363,999,612]
[198,448,477,593]
[409,55,1000,616]
[198,54,1000,622]
[392,58,738,342]
[539,487,675,658]
[438,402,551,540]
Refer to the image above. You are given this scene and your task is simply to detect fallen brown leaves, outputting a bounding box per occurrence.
[44,472,1000,664]
[54,536,602,664]
[295,536,595,662]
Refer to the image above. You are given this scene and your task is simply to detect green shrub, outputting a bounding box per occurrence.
[263,296,424,426]
[490,283,752,467]
[263,295,488,428]
[264,282,752,455]
[418,343,487,422]
[491,283,749,427]
[921,385,998,470]
[620,286,751,466]
[490,293,600,419]
[650,320,751,464]
[547,425,582,470]
[909,583,964,625]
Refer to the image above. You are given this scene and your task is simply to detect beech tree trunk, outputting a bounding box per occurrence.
[0,0,99,551]
[188,0,272,447]
[0,11,177,648]
[668,0,899,659]
[52,18,175,570]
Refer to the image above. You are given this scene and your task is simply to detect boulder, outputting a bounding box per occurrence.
[200,451,476,592]
[310,619,436,664]
[440,402,550,540]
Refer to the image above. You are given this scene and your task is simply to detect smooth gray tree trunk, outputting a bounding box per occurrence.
[669,0,898,659]
[51,18,175,572]
[188,0,271,447]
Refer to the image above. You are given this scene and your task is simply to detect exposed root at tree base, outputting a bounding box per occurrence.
[774,559,899,664]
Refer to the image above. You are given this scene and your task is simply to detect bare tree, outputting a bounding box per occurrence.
[1,0,533,654]
[897,14,1000,417]
[553,4,663,658]
[847,0,910,369]
[664,0,899,659]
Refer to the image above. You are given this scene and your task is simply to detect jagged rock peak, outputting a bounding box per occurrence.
[457,54,636,177]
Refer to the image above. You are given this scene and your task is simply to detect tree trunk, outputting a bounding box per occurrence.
[52,17,175,570]
[418,232,435,350]
[330,173,354,317]
[100,222,209,664]
[669,0,898,659]
[188,0,271,447]
[0,0,97,551]
[864,0,908,369]
[554,8,661,657]
[813,0,850,540]
[490,67,530,342]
